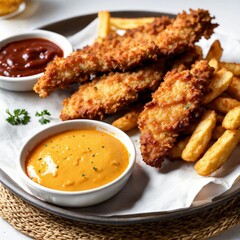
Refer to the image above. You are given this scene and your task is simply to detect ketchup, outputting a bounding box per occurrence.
[0,38,63,77]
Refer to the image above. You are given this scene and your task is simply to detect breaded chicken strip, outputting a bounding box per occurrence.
[82,16,172,54]
[34,17,171,98]
[34,9,217,97]
[60,62,165,120]
[154,9,217,56]
[138,60,214,168]
[110,46,203,132]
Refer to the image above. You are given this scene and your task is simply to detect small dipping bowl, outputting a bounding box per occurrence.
[18,120,136,207]
[0,29,72,91]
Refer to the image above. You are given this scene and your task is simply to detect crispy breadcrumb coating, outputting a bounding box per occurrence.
[138,60,214,168]
[34,9,217,97]
[34,17,171,98]
[60,62,165,120]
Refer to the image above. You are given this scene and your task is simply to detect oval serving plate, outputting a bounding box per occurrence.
[1,11,240,225]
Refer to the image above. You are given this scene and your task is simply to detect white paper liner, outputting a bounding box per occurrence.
[0,19,240,216]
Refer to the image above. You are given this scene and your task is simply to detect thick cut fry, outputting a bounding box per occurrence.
[112,106,143,132]
[220,62,240,76]
[226,76,240,101]
[182,110,217,162]
[208,58,219,72]
[222,106,240,130]
[168,138,189,159]
[203,68,233,104]
[194,129,240,176]
[211,125,225,140]
[206,39,223,61]
[207,97,240,114]
[110,17,155,30]
[98,11,111,38]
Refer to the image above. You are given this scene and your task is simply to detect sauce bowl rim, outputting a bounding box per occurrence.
[18,119,136,196]
[0,29,73,81]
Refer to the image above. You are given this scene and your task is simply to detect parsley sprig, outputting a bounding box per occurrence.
[6,109,31,125]
[35,110,51,125]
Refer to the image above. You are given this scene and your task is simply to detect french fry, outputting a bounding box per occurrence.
[181,110,217,162]
[211,125,225,140]
[112,106,143,132]
[222,106,240,130]
[110,17,155,30]
[219,62,240,76]
[208,58,219,72]
[194,129,240,176]
[97,11,111,38]
[206,39,223,61]
[207,97,240,114]
[168,138,189,159]
[226,76,240,101]
[203,68,233,104]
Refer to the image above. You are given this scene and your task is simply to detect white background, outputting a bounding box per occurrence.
[0,0,240,239]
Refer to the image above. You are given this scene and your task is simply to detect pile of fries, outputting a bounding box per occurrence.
[168,39,240,176]
[97,11,240,177]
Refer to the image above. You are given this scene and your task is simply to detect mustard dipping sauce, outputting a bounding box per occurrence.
[25,129,129,191]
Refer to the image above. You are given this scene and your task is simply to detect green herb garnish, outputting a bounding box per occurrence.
[6,109,30,125]
[35,110,51,125]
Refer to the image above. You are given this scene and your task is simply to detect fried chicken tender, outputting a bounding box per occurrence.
[83,16,172,54]
[60,62,165,120]
[34,9,217,97]
[154,9,217,56]
[34,17,171,98]
[138,60,214,168]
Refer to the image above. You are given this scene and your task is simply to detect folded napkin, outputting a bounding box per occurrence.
[1,19,240,216]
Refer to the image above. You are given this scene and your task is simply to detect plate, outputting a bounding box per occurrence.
[1,11,240,225]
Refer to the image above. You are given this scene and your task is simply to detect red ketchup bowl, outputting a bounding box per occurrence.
[0,30,72,91]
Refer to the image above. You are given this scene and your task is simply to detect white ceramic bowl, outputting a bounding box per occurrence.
[18,120,136,207]
[0,29,72,91]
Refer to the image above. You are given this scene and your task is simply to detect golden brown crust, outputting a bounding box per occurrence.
[138,60,214,168]
[34,17,171,98]
[34,9,217,98]
[60,62,165,120]
[154,9,217,56]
